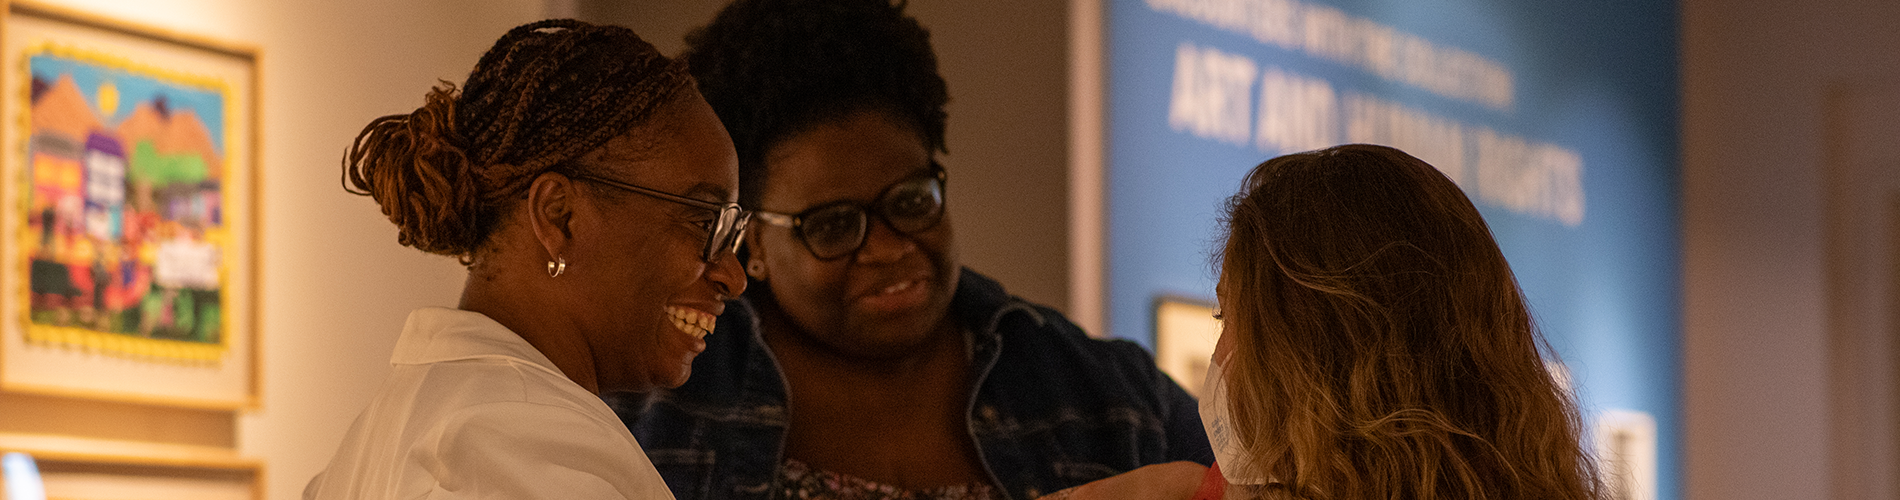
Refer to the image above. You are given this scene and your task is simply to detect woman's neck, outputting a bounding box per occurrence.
[459,266,599,394]
[758,300,988,489]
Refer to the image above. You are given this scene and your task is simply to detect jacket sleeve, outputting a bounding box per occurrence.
[1155,370,1215,465]
[1049,305,1216,467]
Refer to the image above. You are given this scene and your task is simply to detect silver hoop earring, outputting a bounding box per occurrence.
[547,257,567,278]
[746,260,766,280]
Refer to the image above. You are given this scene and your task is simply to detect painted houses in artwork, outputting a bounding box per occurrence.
[24,67,226,344]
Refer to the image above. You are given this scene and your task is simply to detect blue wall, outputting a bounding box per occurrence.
[1104,0,1679,496]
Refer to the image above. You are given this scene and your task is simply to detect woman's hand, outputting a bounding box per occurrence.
[1041,461,1210,500]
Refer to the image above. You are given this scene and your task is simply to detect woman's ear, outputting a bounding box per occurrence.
[526,171,577,263]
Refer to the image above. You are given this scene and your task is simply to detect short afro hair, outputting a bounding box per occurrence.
[683,0,950,208]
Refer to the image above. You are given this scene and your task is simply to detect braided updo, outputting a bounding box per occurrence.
[343,19,690,258]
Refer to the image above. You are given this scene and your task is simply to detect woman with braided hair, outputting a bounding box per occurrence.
[304,19,747,499]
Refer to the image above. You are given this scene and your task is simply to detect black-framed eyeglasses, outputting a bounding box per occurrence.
[569,174,751,263]
[754,163,947,260]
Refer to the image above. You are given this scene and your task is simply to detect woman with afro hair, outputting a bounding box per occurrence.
[608,1,1212,499]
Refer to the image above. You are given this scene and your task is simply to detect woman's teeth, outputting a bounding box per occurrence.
[880,280,918,295]
[665,306,715,339]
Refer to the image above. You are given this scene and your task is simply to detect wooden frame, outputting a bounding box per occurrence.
[1152,295,1220,397]
[1,432,262,500]
[0,0,260,410]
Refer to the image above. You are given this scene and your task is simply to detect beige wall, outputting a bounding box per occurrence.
[582,0,1077,316]
[1682,0,1900,498]
[20,1,544,499]
[234,4,542,499]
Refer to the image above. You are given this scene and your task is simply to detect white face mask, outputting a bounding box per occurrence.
[1200,357,1271,485]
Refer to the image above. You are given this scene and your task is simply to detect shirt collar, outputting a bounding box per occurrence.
[949,267,1046,339]
[390,307,567,380]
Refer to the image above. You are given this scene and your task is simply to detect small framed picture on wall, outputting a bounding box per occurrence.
[0,0,259,409]
[1153,296,1221,397]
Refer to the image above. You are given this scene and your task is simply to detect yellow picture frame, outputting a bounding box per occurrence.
[0,0,259,410]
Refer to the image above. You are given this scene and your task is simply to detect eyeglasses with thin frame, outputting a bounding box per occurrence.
[569,173,751,263]
[753,163,947,260]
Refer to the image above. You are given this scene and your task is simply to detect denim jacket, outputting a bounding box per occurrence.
[608,268,1213,500]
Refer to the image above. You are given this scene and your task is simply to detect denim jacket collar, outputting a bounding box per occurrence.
[616,267,1211,500]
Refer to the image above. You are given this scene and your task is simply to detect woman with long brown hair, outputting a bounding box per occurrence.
[1197,144,1601,499]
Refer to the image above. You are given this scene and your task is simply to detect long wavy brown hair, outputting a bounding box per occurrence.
[1215,144,1600,500]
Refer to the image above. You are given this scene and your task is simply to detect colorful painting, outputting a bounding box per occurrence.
[21,48,230,361]
[20,45,231,363]
[2,1,256,408]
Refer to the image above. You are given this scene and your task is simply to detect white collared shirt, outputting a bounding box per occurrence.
[304,307,673,499]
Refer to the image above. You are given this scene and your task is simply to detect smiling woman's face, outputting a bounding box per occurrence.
[562,93,746,392]
[749,109,959,359]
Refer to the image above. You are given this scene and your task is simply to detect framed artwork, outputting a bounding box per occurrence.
[2,435,261,500]
[1152,296,1220,397]
[0,0,258,409]
[1595,409,1658,500]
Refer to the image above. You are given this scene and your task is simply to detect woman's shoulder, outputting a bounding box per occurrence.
[974,294,1155,369]
[979,296,1170,396]
[311,359,657,500]
[416,397,663,500]
[393,353,629,437]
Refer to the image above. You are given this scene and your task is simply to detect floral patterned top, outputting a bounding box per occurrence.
[776,458,1002,500]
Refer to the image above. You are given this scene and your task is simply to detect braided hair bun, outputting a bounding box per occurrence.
[343,19,690,258]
